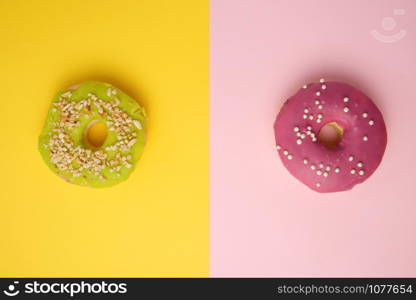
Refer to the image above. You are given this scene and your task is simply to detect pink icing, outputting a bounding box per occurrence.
[274,81,387,193]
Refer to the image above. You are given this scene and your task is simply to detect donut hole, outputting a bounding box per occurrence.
[318,122,344,148]
[84,121,108,149]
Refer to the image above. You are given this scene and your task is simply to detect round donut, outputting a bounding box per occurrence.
[274,79,387,193]
[38,81,147,188]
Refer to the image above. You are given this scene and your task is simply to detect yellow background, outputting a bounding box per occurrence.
[0,0,208,276]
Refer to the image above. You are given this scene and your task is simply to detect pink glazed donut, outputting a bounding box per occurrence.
[274,79,387,193]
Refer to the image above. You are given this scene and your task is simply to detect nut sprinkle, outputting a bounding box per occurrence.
[47,90,143,181]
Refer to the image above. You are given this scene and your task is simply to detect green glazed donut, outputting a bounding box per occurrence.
[38,81,147,188]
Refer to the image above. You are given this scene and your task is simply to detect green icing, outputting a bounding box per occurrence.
[38,81,147,188]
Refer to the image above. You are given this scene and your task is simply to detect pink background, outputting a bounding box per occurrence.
[210,0,416,276]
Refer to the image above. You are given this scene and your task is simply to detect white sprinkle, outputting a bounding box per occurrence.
[107,88,112,97]
[357,162,363,168]
[335,167,340,173]
[319,78,325,83]
[304,108,309,114]
[350,169,356,174]
[323,172,328,177]
[307,126,312,130]
[311,165,316,170]
[306,131,311,135]
[363,135,368,141]
[312,137,317,142]
[319,163,324,168]
[309,115,314,120]
[316,183,321,188]
[287,154,293,160]
[300,134,306,139]
[369,120,374,126]
[359,170,365,176]
[127,139,137,148]
[315,100,320,105]
[316,91,321,96]
[348,155,354,161]
[343,97,349,103]
[62,91,72,98]
[318,105,323,110]
[326,166,331,171]
[303,159,308,165]
[276,145,281,150]
[133,120,143,130]
[343,107,349,113]
[317,113,323,119]
[362,112,368,118]
[303,114,308,119]
[302,84,307,89]
[296,139,302,145]
[296,132,301,137]
[125,163,132,169]
[321,84,327,90]
[316,170,322,176]
[293,126,300,132]
[283,150,289,156]
[316,119,322,123]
